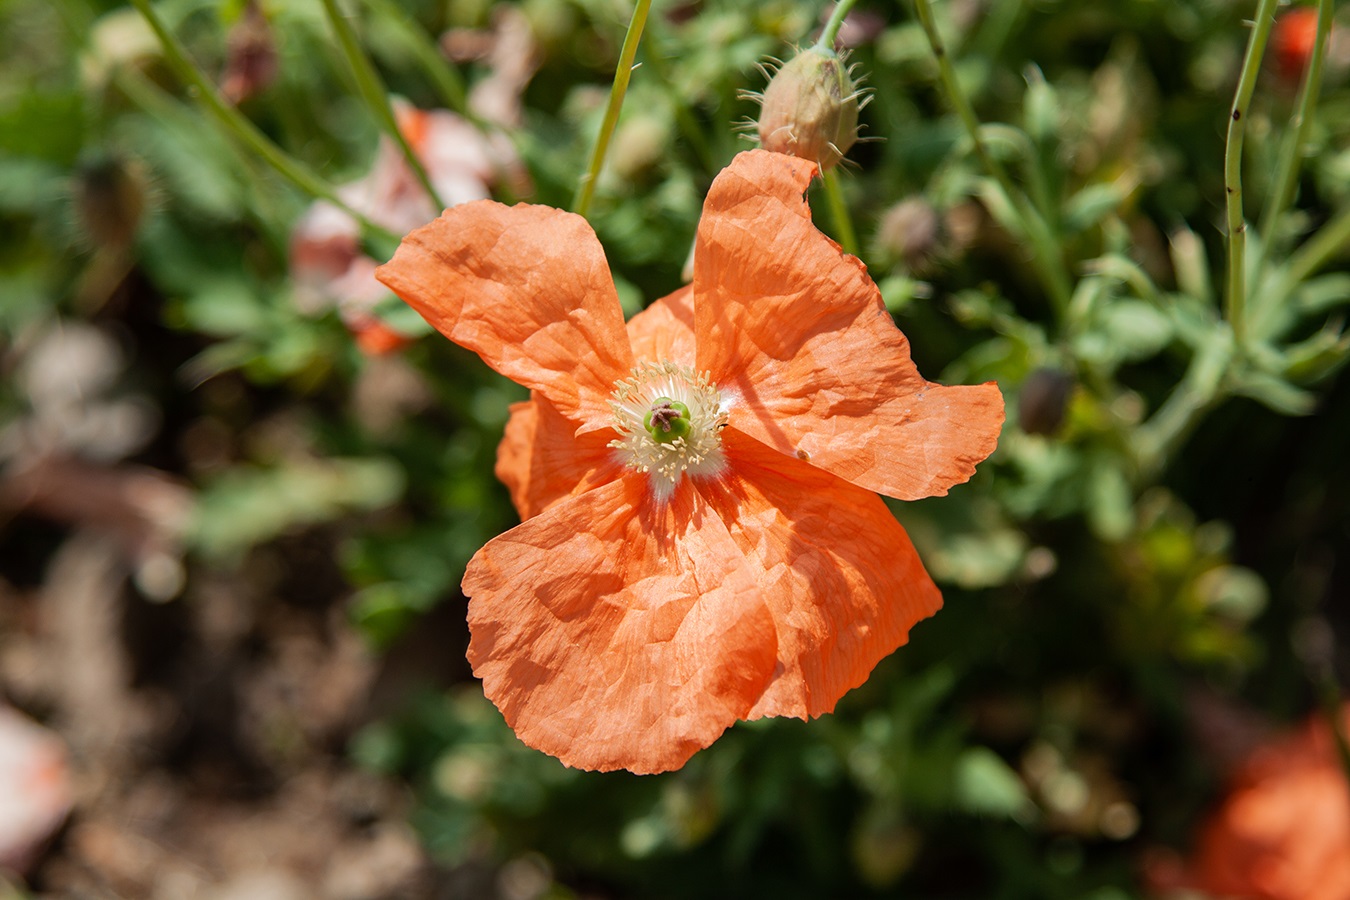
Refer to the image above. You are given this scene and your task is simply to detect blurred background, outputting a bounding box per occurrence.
[2,0,1349,897]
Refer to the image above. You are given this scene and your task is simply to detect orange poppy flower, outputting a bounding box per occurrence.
[1148,705,1350,900]
[376,150,1004,773]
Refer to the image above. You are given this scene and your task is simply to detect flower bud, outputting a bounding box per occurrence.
[1018,368,1074,437]
[873,197,942,275]
[72,153,147,251]
[756,47,860,171]
[221,0,279,105]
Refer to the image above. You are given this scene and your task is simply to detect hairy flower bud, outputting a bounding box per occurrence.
[72,153,147,251]
[756,47,860,171]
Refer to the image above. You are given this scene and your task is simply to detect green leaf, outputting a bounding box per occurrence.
[1231,369,1317,415]
[188,456,405,559]
[954,747,1031,819]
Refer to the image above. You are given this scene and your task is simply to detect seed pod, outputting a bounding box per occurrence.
[756,47,860,171]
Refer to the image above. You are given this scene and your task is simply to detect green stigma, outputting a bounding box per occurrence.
[643,397,691,444]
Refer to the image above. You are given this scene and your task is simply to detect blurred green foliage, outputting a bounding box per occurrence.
[4,0,1350,896]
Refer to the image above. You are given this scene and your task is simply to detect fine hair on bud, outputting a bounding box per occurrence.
[755,46,862,171]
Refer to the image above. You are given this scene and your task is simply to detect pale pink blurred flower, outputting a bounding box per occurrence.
[0,706,72,874]
[289,104,525,352]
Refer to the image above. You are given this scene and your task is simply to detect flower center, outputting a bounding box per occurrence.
[610,361,728,501]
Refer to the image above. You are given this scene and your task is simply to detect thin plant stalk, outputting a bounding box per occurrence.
[1223,0,1281,345]
[320,0,446,212]
[909,0,1071,315]
[821,168,860,256]
[1285,203,1350,288]
[129,0,399,246]
[1257,0,1333,272]
[573,0,653,218]
[360,0,468,115]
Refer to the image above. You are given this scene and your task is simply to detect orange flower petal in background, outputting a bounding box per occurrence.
[1150,705,1350,900]
[377,149,1003,773]
[695,151,1004,501]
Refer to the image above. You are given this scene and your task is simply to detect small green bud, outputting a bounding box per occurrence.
[643,398,691,444]
[757,47,860,171]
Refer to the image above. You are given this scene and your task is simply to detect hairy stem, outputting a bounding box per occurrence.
[814,0,861,54]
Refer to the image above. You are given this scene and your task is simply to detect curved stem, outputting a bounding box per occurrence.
[814,0,861,54]
[821,168,860,256]
[573,0,653,218]
[359,0,468,115]
[1257,0,1333,267]
[130,0,399,246]
[1223,0,1281,346]
[320,0,446,212]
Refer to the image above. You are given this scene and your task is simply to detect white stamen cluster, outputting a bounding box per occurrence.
[609,361,729,501]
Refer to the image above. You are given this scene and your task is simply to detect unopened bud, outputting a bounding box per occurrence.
[1018,368,1074,437]
[874,197,942,275]
[221,0,279,105]
[72,153,147,251]
[756,47,860,171]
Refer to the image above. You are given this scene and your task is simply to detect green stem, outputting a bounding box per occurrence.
[320,0,446,212]
[821,168,860,256]
[359,0,468,115]
[1286,203,1350,286]
[1133,327,1233,478]
[573,0,653,218]
[910,0,1071,315]
[1223,0,1281,346]
[814,0,861,54]
[129,0,399,246]
[1257,0,1333,268]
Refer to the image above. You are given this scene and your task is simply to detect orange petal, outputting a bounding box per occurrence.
[464,473,778,773]
[697,427,942,720]
[627,285,696,367]
[693,150,1004,500]
[376,202,634,430]
[496,394,618,520]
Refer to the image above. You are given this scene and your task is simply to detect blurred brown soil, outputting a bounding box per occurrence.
[0,522,443,899]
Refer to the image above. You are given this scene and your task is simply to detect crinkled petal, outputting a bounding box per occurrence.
[464,474,778,774]
[377,202,634,429]
[694,150,1004,500]
[496,394,617,520]
[697,427,942,720]
[627,285,696,367]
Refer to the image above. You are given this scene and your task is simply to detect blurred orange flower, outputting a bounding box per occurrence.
[376,150,1004,773]
[1149,704,1350,900]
